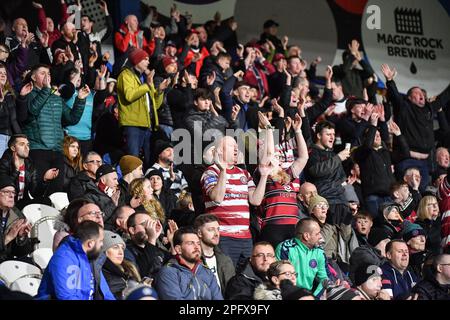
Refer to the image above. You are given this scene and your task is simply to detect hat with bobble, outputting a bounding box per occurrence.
[125,285,159,300]
[401,220,426,243]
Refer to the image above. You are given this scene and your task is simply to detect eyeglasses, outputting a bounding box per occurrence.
[278,271,298,278]
[80,211,105,219]
[0,49,9,54]
[426,203,439,208]
[314,204,329,209]
[0,190,16,196]
[86,160,102,164]
[252,253,275,259]
[439,263,450,267]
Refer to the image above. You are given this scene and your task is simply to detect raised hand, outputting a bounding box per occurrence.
[4,219,27,245]
[348,39,360,55]
[292,113,302,132]
[213,146,226,171]
[146,69,155,86]
[325,65,333,82]
[166,219,179,248]
[362,103,374,121]
[282,35,289,49]
[369,111,380,126]
[158,78,170,92]
[258,111,271,128]
[20,82,33,96]
[77,85,91,99]
[271,98,284,117]
[259,158,275,177]
[388,120,401,136]
[39,31,49,48]
[44,168,59,181]
[230,104,241,121]
[381,64,397,81]
[32,1,43,9]
[206,71,216,86]
[233,70,244,80]
[258,96,269,108]
[337,148,351,161]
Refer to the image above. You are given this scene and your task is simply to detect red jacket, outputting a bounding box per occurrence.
[114,24,155,55]
[438,176,450,250]
[36,3,68,48]
[244,59,275,99]
[183,47,209,78]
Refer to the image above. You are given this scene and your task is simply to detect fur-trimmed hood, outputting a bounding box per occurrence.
[253,283,282,300]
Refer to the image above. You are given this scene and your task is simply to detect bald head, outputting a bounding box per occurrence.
[62,22,76,40]
[215,136,238,167]
[125,15,138,32]
[12,18,28,38]
[298,182,318,206]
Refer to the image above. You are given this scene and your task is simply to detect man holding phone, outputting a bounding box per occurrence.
[305,121,351,225]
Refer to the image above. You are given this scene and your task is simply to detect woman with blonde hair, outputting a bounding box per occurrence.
[62,135,83,191]
[415,195,442,254]
[102,230,143,299]
[129,177,165,223]
[170,190,195,227]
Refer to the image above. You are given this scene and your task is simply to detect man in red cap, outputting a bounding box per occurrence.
[116,48,169,168]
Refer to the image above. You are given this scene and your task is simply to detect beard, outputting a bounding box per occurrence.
[134,231,148,246]
[87,247,101,261]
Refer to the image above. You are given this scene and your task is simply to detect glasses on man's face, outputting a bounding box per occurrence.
[278,271,298,278]
[252,253,275,259]
[81,211,105,219]
[439,263,450,267]
[86,160,102,165]
[0,49,9,54]
[0,190,16,197]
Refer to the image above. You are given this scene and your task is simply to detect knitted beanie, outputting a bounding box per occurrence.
[119,155,143,176]
[102,231,125,252]
[128,48,149,66]
[308,195,329,214]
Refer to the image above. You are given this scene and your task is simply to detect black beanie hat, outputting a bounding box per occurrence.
[0,175,16,190]
[353,264,383,287]
[96,164,116,181]
[368,227,392,247]
[154,140,173,158]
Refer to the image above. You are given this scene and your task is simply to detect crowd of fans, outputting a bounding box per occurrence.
[0,1,449,300]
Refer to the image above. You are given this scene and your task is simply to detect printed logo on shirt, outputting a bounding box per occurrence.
[205,176,218,185]
[240,176,248,184]
[309,259,318,269]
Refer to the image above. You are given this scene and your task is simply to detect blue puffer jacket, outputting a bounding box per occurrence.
[64,91,94,141]
[36,236,115,300]
[155,257,223,300]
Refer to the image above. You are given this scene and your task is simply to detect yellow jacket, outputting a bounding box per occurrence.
[117,68,163,128]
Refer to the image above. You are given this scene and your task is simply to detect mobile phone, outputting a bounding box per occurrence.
[345,143,351,151]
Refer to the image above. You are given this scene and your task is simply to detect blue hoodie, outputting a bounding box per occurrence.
[37,236,115,300]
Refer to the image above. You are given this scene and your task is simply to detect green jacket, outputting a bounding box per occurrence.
[276,237,328,297]
[117,67,163,128]
[23,87,86,151]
